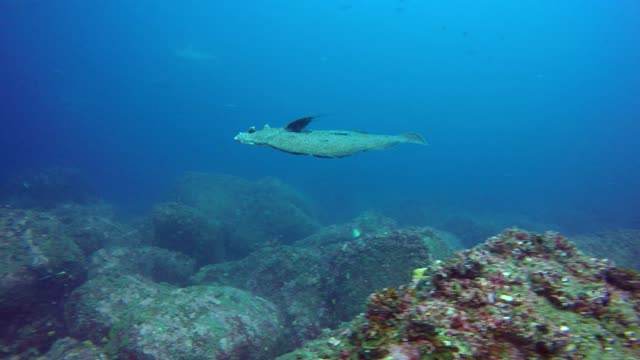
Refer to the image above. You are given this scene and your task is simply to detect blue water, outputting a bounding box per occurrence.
[2,0,639,229]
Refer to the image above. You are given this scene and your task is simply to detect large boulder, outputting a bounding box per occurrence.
[0,208,87,311]
[166,173,320,259]
[294,211,397,248]
[193,245,329,348]
[89,246,196,286]
[193,220,454,353]
[51,202,142,255]
[150,201,226,266]
[0,208,87,356]
[323,227,454,321]
[65,274,283,360]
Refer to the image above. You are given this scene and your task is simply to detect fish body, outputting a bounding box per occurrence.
[234,117,427,158]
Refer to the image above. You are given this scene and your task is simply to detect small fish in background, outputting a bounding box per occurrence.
[234,116,427,158]
[174,44,216,61]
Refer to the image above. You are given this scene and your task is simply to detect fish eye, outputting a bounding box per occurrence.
[247,126,256,134]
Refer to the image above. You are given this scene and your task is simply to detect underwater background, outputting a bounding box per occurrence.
[2,0,639,228]
[2,1,640,359]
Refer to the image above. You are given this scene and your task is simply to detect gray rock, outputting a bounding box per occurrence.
[193,222,454,352]
[0,208,87,356]
[65,274,282,360]
[51,203,141,254]
[324,227,454,321]
[89,246,196,286]
[150,202,225,266]
[295,210,397,248]
[36,337,108,360]
[167,173,320,260]
[193,245,328,347]
[0,208,86,311]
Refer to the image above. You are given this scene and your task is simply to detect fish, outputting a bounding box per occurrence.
[234,116,427,158]
[174,44,216,61]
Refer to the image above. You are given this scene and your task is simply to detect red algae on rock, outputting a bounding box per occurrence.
[277,228,640,360]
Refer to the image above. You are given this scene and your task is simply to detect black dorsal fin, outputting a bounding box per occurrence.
[284,116,314,132]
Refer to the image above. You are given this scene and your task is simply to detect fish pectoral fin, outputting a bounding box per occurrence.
[284,116,315,132]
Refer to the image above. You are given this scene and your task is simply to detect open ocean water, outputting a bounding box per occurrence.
[1,0,638,228]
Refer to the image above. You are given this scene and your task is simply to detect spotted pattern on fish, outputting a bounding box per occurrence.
[234,117,427,158]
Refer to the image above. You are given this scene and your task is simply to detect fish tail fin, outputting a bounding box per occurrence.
[400,132,428,145]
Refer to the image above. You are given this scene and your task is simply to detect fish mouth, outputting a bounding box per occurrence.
[234,134,254,145]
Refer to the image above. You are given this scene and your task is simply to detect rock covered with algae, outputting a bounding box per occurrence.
[65,274,282,360]
[170,173,321,242]
[193,222,455,353]
[35,337,108,360]
[277,228,640,360]
[0,208,88,357]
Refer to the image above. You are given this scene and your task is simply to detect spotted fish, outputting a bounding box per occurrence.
[234,116,427,158]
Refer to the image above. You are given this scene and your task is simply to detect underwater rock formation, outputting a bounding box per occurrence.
[193,215,454,353]
[0,209,87,356]
[277,228,640,360]
[150,201,225,266]
[3,170,636,359]
[324,227,454,322]
[89,246,196,286]
[294,211,398,248]
[168,172,320,259]
[193,244,328,349]
[35,337,108,360]
[65,274,282,360]
[51,202,141,254]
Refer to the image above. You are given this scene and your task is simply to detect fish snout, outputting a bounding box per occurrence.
[234,132,255,145]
